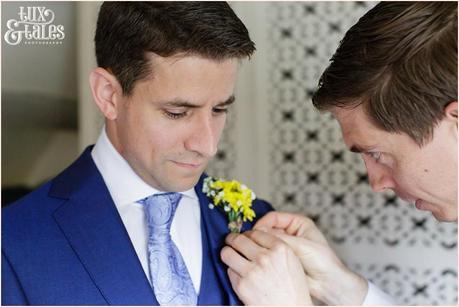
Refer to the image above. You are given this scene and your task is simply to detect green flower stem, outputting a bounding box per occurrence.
[228,211,242,233]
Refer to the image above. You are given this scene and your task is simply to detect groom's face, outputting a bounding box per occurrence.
[108,54,238,192]
[332,104,458,222]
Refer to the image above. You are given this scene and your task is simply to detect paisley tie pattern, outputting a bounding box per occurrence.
[140,193,197,305]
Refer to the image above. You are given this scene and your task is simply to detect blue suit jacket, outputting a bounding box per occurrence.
[2,147,273,305]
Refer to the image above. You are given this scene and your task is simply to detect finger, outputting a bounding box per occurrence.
[254,211,291,228]
[264,227,287,236]
[227,268,241,291]
[255,212,327,245]
[227,268,249,305]
[273,232,322,262]
[244,229,284,249]
[220,246,252,276]
[225,233,267,261]
[254,211,311,234]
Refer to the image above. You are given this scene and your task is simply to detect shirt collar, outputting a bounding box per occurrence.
[91,126,198,207]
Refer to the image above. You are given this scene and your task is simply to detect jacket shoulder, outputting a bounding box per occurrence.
[3,180,57,220]
[2,147,96,244]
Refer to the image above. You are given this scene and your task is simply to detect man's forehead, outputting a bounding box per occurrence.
[331,105,361,121]
[331,106,361,134]
[132,53,238,105]
[330,106,379,150]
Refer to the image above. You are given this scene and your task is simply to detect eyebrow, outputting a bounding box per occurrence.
[163,95,235,108]
[350,144,377,153]
[350,145,363,153]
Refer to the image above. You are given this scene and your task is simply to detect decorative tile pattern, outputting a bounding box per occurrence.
[349,263,458,305]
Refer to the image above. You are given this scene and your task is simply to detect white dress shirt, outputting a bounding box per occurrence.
[362,281,396,305]
[91,127,202,293]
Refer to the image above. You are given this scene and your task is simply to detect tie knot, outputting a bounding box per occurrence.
[140,193,182,229]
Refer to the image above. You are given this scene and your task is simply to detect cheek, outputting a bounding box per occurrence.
[389,158,418,188]
[214,116,227,140]
[148,121,196,156]
[144,129,181,157]
[392,160,434,196]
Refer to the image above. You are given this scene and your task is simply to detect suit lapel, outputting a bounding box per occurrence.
[195,174,242,306]
[51,148,157,305]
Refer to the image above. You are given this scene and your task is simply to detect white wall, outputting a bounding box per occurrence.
[76,1,103,151]
[2,2,79,187]
[2,1,77,98]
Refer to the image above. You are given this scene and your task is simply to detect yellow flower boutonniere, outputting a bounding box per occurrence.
[203,176,256,233]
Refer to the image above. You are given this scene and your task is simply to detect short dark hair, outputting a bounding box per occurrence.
[312,2,457,146]
[95,2,255,95]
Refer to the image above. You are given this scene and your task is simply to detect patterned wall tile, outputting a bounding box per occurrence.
[349,263,458,305]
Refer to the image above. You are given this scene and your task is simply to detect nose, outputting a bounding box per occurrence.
[363,156,396,193]
[185,113,219,158]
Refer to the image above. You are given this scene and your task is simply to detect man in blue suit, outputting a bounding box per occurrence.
[2,2,273,305]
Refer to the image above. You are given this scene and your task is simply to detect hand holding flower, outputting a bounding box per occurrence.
[254,212,369,305]
[221,230,313,305]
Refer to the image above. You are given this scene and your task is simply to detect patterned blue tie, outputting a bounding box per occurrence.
[140,193,198,305]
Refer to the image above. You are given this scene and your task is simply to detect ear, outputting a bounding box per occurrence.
[444,101,458,124]
[89,67,123,120]
[443,101,458,142]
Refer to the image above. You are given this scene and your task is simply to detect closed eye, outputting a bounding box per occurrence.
[365,151,382,162]
[164,110,187,119]
[213,107,229,114]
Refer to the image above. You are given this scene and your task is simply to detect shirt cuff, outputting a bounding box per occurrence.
[362,281,396,305]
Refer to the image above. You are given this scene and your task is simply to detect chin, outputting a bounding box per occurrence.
[167,176,201,192]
